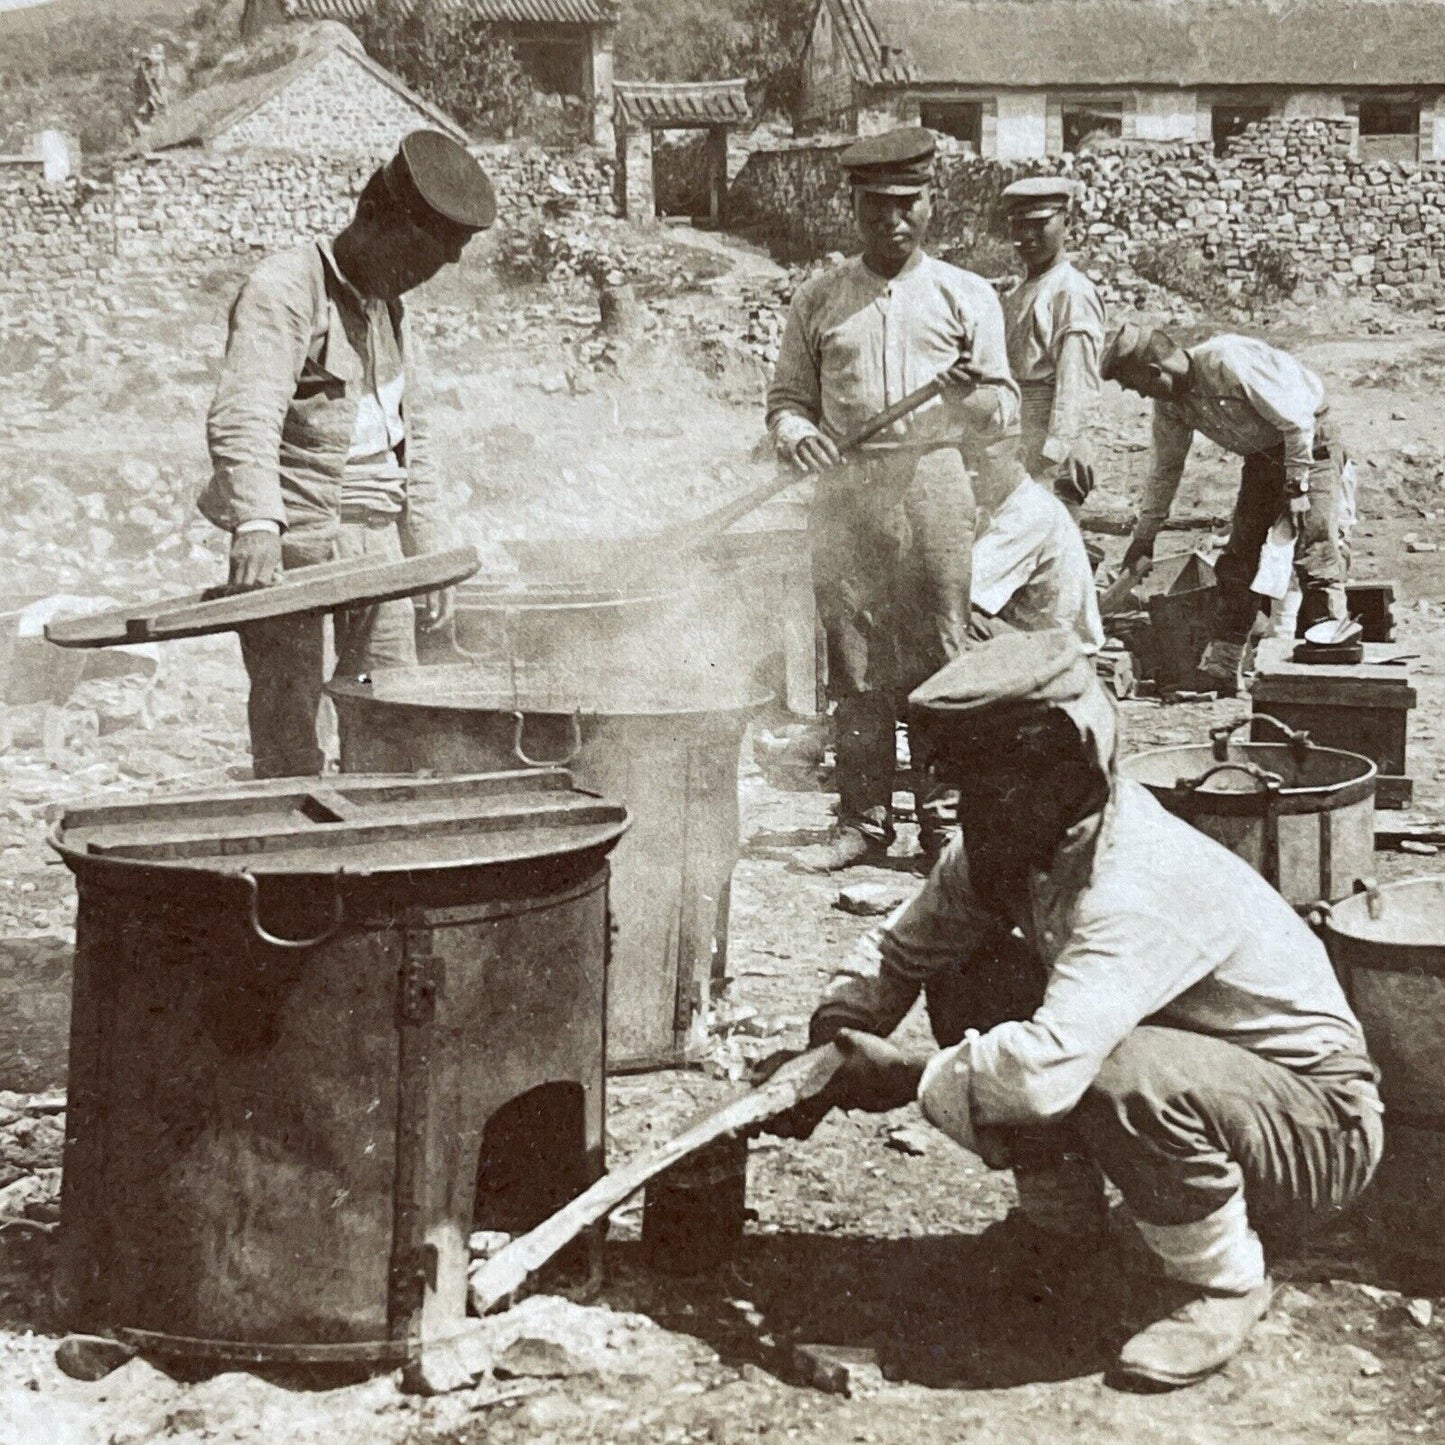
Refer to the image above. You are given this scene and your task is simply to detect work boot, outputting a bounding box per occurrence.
[1196,640,1247,697]
[1112,1279,1273,1391]
[792,825,887,873]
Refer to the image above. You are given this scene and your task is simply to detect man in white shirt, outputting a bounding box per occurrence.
[767,126,1020,869]
[763,631,1381,1391]
[1000,178,1107,521]
[1102,325,1349,694]
[970,450,1104,651]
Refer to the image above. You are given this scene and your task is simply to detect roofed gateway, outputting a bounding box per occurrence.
[799,0,1445,160]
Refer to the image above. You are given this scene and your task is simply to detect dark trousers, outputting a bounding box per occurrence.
[1214,416,1347,646]
[238,518,418,778]
[924,942,1382,1228]
[810,447,973,844]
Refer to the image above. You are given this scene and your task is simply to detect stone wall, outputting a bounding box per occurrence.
[729,117,1445,300]
[0,142,616,324]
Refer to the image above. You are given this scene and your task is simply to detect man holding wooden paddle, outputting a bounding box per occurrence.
[767,126,1020,871]
[763,630,1381,1391]
[201,130,493,777]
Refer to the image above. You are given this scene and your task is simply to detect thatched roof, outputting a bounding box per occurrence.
[829,0,1445,87]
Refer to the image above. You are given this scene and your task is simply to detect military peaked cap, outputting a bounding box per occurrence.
[840,126,936,193]
[382,129,496,234]
[1001,176,1078,218]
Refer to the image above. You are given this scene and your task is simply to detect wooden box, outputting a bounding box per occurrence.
[1345,580,1397,644]
[1251,639,1416,808]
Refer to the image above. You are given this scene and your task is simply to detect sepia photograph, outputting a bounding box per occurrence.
[0,0,1441,1437]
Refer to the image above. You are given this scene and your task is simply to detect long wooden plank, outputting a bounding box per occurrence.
[45,547,481,648]
[468,1044,844,1316]
[47,554,410,646]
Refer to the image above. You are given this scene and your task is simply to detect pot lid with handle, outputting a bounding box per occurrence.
[49,768,628,877]
[44,546,481,649]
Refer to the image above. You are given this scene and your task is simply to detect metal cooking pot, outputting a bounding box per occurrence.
[1120,714,1377,909]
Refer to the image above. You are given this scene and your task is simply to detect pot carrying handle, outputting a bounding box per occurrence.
[1308,875,1383,932]
[1174,761,1285,795]
[511,709,584,769]
[1210,714,1312,765]
[238,869,347,951]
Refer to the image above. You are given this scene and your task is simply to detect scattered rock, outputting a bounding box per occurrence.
[835,883,910,917]
[494,1335,587,1380]
[1345,1344,1385,1377]
[1400,839,1439,855]
[791,1342,884,1396]
[55,1333,137,1382]
[1406,1298,1435,1328]
[483,1295,687,1386]
[1406,539,1439,553]
[884,1123,932,1157]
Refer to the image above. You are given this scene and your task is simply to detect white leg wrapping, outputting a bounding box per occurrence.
[1133,1192,1266,1294]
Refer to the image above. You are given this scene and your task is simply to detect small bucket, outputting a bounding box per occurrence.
[641,1136,750,1275]
[1140,552,1217,689]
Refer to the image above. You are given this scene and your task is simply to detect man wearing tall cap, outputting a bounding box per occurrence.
[760,629,1381,1391]
[767,125,1020,871]
[202,130,495,777]
[1000,177,1107,521]
[1101,324,1349,695]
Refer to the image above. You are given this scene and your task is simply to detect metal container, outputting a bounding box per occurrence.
[1137,551,1217,689]
[1316,878,1445,1269]
[1119,715,1377,908]
[641,1135,750,1275]
[329,665,767,1071]
[430,582,690,674]
[422,562,808,716]
[52,770,627,1377]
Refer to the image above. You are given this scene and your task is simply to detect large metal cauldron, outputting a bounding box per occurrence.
[1119,715,1377,908]
[52,771,627,1380]
[427,582,687,672]
[329,665,768,1071]
[422,574,786,709]
[1317,878,1445,1270]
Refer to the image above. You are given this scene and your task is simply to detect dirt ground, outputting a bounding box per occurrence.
[2,223,1444,1441]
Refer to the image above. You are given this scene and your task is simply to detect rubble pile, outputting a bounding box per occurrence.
[2,462,223,598]
[0,1093,65,1226]
[500,218,645,288]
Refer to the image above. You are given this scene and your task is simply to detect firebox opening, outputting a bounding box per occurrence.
[472,1081,591,1235]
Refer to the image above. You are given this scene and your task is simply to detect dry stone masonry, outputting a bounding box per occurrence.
[729,118,1445,303]
[0,145,616,327]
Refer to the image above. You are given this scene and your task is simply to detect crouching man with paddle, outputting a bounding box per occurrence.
[766,126,1020,871]
[761,630,1382,1390]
